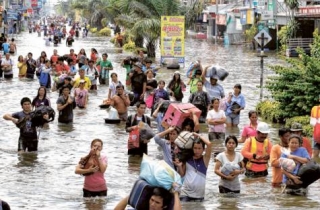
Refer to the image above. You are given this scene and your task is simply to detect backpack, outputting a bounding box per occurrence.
[129,114,151,127]
[86,67,99,77]
[191,92,207,107]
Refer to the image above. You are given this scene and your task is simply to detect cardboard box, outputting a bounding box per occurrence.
[161,103,201,129]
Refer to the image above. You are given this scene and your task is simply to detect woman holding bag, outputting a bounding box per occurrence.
[225,84,246,127]
[145,69,157,109]
[75,139,108,197]
[178,133,212,202]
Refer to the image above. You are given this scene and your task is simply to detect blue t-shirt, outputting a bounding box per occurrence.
[225,93,246,115]
[281,147,310,183]
[2,43,9,53]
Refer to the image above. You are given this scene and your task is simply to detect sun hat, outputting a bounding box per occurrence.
[174,71,180,75]
[79,79,86,84]
[257,122,270,134]
[290,122,303,131]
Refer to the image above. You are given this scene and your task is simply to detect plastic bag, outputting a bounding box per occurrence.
[139,154,182,190]
[205,65,229,81]
[221,162,240,175]
[127,128,140,149]
[138,121,155,141]
[145,94,154,108]
[107,107,119,119]
[279,157,296,173]
[205,65,217,78]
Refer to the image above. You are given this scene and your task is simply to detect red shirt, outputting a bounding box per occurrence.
[55,63,70,73]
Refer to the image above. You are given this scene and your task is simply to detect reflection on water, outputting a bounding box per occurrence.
[17,152,38,167]
[0,29,319,210]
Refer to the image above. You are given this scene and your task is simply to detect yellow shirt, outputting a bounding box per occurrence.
[17,61,27,77]
[73,77,92,90]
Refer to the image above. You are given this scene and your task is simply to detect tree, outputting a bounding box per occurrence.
[72,0,111,29]
[284,0,299,39]
[266,29,320,119]
[113,0,181,57]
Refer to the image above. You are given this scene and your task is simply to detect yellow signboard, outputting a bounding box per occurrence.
[160,16,185,64]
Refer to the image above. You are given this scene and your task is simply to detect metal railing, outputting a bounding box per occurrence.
[287,38,313,48]
[286,38,313,57]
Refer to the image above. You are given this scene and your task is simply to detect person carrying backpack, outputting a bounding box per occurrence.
[188,81,210,123]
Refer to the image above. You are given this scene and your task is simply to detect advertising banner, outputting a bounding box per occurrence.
[160,16,185,65]
[31,0,38,8]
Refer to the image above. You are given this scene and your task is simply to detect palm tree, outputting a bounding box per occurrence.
[72,0,110,29]
[284,0,299,38]
[112,0,181,57]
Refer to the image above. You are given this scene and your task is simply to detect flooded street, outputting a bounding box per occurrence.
[0,30,319,210]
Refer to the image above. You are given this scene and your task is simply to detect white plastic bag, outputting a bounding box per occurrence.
[139,154,182,190]
[106,107,119,119]
[279,157,296,173]
[220,162,240,175]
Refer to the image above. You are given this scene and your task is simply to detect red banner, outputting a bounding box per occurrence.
[31,0,37,7]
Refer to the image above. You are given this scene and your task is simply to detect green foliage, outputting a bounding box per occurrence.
[311,28,320,58]
[110,36,116,44]
[123,40,136,52]
[278,26,288,53]
[101,18,109,28]
[245,25,257,41]
[265,29,320,121]
[285,116,313,137]
[256,100,285,123]
[98,27,112,36]
[90,27,98,33]
[286,19,299,38]
[284,0,299,10]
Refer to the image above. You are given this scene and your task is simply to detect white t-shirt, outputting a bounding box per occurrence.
[2,58,14,75]
[216,152,243,191]
[109,81,122,98]
[206,109,226,132]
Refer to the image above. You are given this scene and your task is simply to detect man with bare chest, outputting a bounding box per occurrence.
[107,84,130,121]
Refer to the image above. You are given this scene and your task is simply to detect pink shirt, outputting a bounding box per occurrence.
[75,88,88,107]
[241,124,257,139]
[84,155,107,191]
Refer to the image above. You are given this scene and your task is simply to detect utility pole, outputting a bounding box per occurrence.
[215,0,218,44]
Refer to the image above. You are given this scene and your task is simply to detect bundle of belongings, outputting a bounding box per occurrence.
[281,158,320,195]
[127,155,182,210]
[78,149,100,176]
[16,105,55,128]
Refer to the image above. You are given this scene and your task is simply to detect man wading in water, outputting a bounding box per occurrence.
[3,97,48,152]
